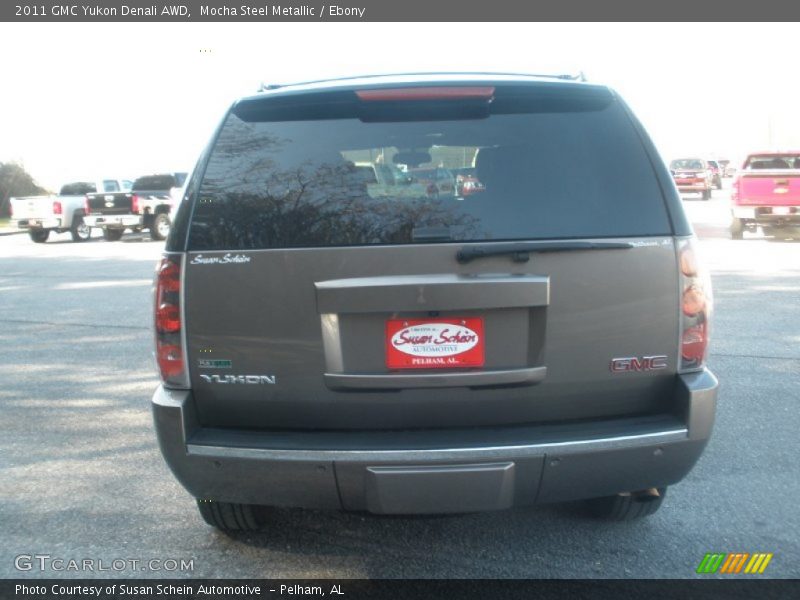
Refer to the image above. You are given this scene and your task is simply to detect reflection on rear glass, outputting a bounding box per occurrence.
[189,96,671,251]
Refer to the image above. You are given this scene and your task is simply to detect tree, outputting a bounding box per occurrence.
[0,162,49,218]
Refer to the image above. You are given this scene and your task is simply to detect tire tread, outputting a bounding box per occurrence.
[586,487,667,521]
[196,499,261,531]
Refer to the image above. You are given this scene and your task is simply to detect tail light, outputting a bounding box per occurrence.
[131,194,140,214]
[678,238,713,372]
[154,254,188,387]
[84,196,91,215]
[53,201,62,215]
[731,176,741,204]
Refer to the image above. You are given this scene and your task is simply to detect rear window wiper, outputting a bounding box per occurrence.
[456,241,634,264]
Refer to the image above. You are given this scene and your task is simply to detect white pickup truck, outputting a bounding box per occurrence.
[10,179,132,243]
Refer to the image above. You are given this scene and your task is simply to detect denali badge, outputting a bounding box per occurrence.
[610,356,668,373]
[200,374,276,384]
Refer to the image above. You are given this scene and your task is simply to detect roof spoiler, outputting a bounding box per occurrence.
[257,71,588,92]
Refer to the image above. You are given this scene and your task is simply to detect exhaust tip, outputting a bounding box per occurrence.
[628,488,661,503]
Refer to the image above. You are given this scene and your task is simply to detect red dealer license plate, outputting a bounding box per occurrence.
[386,318,485,369]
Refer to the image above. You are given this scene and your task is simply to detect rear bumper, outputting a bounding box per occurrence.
[676,182,710,192]
[732,205,800,225]
[152,369,718,514]
[84,214,142,228]
[14,218,61,229]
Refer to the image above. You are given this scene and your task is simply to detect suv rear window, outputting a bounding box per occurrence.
[188,85,671,251]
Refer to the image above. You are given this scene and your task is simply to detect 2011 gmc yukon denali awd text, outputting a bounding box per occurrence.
[151,73,718,530]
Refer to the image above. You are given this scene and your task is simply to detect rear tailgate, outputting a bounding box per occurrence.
[86,192,133,215]
[10,196,56,220]
[182,82,680,431]
[673,169,704,183]
[184,241,679,430]
[737,169,800,206]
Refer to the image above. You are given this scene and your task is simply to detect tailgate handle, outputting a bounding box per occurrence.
[324,366,547,390]
[316,274,549,314]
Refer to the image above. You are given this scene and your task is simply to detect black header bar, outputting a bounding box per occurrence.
[3,579,799,600]
[3,0,800,21]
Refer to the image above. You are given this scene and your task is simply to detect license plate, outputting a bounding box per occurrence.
[772,206,791,215]
[386,317,485,369]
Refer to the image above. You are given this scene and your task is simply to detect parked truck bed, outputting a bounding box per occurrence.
[731,152,800,239]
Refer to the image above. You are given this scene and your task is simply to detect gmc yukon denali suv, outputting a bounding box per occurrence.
[151,73,718,530]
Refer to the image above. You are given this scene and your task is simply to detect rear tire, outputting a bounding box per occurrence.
[196,499,261,532]
[28,229,49,243]
[701,189,711,200]
[102,228,124,242]
[586,487,667,521]
[150,213,171,241]
[730,217,744,239]
[70,216,92,242]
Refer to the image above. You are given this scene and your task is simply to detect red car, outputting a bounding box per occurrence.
[670,158,713,200]
[452,167,486,197]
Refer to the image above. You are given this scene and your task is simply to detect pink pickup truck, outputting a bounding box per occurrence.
[730,151,800,239]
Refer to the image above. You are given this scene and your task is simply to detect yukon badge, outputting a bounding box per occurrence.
[610,356,668,373]
[200,374,276,384]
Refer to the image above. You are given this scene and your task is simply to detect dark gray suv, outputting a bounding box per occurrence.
[152,73,717,531]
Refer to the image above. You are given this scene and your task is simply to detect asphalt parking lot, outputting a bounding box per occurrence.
[1,184,799,579]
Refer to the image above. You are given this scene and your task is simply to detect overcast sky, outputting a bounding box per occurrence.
[1,22,798,189]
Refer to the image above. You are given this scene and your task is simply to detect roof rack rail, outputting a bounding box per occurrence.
[257,71,588,92]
